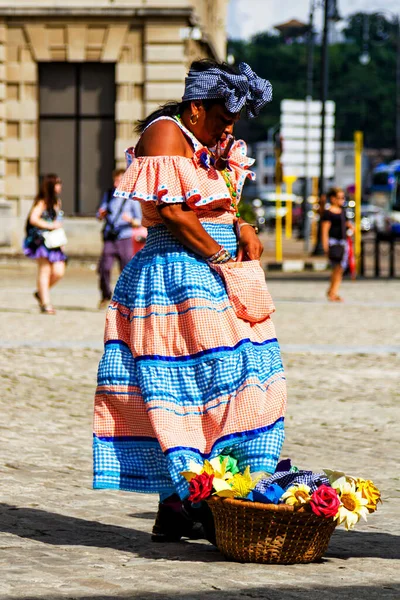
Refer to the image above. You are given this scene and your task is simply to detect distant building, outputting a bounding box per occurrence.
[273,19,309,44]
[0,0,228,249]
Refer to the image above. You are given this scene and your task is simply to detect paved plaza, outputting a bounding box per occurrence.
[0,261,399,600]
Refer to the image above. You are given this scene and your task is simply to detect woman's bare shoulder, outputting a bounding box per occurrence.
[32,199,46,211]
[136,119,189,157]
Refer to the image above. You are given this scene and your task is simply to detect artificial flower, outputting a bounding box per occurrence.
[310,484,340,518]
[203,457,233,480]
[219,454,240,475]
[230,466,259,498]
[181,458,230,481]
[212,477,235,498]
[281,484,311,507]
[324,469,357,488]
[355,478,381,513]
[188,472,214,503]
[181,458,235,498]
[275,458,292,472]
[180,460,203,482]
[323,469,348,484]
[199,150,213,170]
[252,484,285,505]
[334,480,369,530]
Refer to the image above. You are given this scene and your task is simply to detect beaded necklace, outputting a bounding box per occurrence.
[219,167,240,218]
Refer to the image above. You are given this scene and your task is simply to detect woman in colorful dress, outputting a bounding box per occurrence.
[24,174,66,315]
[93,60,287,541]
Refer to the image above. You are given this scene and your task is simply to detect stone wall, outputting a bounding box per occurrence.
[0,1,228,251]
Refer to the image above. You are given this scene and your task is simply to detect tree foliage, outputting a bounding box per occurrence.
[228,12,398,150]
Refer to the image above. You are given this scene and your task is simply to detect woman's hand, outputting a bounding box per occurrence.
[236,225,263,261]
[214,135,235,171]
[346,221,355,235]
[97,207,107,220]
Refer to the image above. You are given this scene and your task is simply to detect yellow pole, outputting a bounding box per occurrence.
[283,176,297,239]
[354,131,363,274]
[276,184,283,263]
[310,177,319,246]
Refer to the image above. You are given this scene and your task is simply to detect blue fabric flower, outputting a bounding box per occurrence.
[252,484,285,505]
[256,471,330,495]
[199,151,211,170]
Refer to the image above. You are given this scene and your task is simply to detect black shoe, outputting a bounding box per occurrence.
[183,500,216,546]
[151,500,205,543]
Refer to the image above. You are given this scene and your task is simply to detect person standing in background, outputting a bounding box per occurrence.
[97,169,142,309]
[322,187,354,302]
[24,174,66,315]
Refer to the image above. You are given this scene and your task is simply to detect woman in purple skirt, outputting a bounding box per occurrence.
[24,174,67,315]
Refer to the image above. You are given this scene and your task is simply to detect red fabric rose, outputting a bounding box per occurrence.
[310,484,340,518]
[188,472,214,503]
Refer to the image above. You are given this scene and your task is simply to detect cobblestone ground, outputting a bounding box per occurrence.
[0,262,399,600]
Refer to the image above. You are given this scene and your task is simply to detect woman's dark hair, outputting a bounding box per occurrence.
[34,173,60,213]
[135,59,239,134]
[327,187,344,201]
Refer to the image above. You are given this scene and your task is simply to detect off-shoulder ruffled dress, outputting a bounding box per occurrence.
[93,117,287,499]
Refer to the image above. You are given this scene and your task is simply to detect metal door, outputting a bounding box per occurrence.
[39,63,115,215]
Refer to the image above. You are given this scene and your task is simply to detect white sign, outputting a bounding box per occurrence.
[280,99,336,179]
[281,113,335,128]
[281,126,334,141]
[281,99,335,115]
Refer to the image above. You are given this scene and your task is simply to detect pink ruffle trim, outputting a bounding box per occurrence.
[115,140,255,210]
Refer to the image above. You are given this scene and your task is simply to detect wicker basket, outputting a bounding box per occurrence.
[207,496,337,564]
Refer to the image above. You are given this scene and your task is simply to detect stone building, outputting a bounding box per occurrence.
[0,0,228,250]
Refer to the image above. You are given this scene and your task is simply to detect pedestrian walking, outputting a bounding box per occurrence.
[24,173,67,315]
[322,187,354,302]
[93,59,286,543]
[97,169,142,309]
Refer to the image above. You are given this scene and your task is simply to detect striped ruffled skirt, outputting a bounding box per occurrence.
[93,222,287,498]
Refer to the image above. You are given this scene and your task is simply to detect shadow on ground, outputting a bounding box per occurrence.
[1,503,399,564]
[12,585,400,600]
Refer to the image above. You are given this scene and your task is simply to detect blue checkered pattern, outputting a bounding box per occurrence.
[113,223,238,310]
[97,343,137,386]
[256,470,330,495]
[94,222,286,499]
[94,419,285,498]
[182,62,273,119]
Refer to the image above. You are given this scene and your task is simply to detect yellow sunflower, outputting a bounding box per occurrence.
[335,480,369,530]
[355,478,382,513]
[281,484,311,507]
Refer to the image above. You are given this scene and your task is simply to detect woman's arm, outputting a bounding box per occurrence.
[321,220,331,255]
[139,120,224,259]
[29,201,61,230]
[158,202,221,258]
[139,121,263,260]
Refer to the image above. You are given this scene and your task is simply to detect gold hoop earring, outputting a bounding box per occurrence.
[190,113,199,125]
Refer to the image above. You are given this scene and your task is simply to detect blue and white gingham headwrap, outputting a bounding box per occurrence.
[181,62,273,119]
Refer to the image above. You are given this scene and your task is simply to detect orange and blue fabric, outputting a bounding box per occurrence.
[93,117,287,499]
